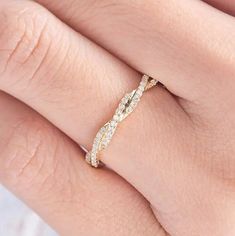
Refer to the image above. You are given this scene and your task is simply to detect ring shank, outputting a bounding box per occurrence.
[86,74,158,168]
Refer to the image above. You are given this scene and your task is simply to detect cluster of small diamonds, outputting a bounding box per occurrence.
[86,75,157,168]
[86,121,118,167]
[116,75,149,122]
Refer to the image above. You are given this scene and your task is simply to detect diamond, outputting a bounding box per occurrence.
[85,152,91,163]
[113,114,121,122]
[136,90,143,96]
[110,120,117,127]
[85,75,157,168]
[121,95,129,104]
[91,158,99,168]
[118,103,125,111]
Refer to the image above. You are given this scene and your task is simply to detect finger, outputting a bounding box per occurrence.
[0,1,205,234]
[35,0,235,102]
[20,1,235,235]
[203,0,235,15]
[0,91,163,236]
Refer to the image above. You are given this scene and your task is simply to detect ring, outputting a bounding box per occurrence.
[85,74,158,168]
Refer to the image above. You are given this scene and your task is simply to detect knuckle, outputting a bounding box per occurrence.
[0,1,54,88]
[1,116,60,192]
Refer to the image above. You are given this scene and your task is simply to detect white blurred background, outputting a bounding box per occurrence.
[0,185,57,236]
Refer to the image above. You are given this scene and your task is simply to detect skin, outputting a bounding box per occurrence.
[0,0,235,235]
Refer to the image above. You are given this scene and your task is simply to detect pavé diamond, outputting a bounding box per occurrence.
[86,75,158,167]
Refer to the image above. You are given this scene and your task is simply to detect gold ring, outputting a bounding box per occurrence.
[85,74,158,168]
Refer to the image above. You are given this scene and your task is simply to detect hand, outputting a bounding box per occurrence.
[0,0,235,235]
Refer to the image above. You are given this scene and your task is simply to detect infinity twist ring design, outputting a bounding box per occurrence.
[86,75,158,168]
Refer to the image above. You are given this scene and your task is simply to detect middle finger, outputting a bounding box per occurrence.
[35,0,235,103]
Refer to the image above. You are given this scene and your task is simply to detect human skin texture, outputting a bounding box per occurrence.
[0,0,235,235]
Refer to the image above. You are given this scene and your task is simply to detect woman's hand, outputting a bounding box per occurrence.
[0,0,235,235]
[0,1,162,235]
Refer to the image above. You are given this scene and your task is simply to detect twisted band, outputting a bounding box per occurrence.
[86,75,158,168]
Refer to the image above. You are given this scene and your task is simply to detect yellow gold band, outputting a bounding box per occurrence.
[86,74,158,168]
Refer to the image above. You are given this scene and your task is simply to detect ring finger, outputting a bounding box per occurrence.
[0,1,190,235]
